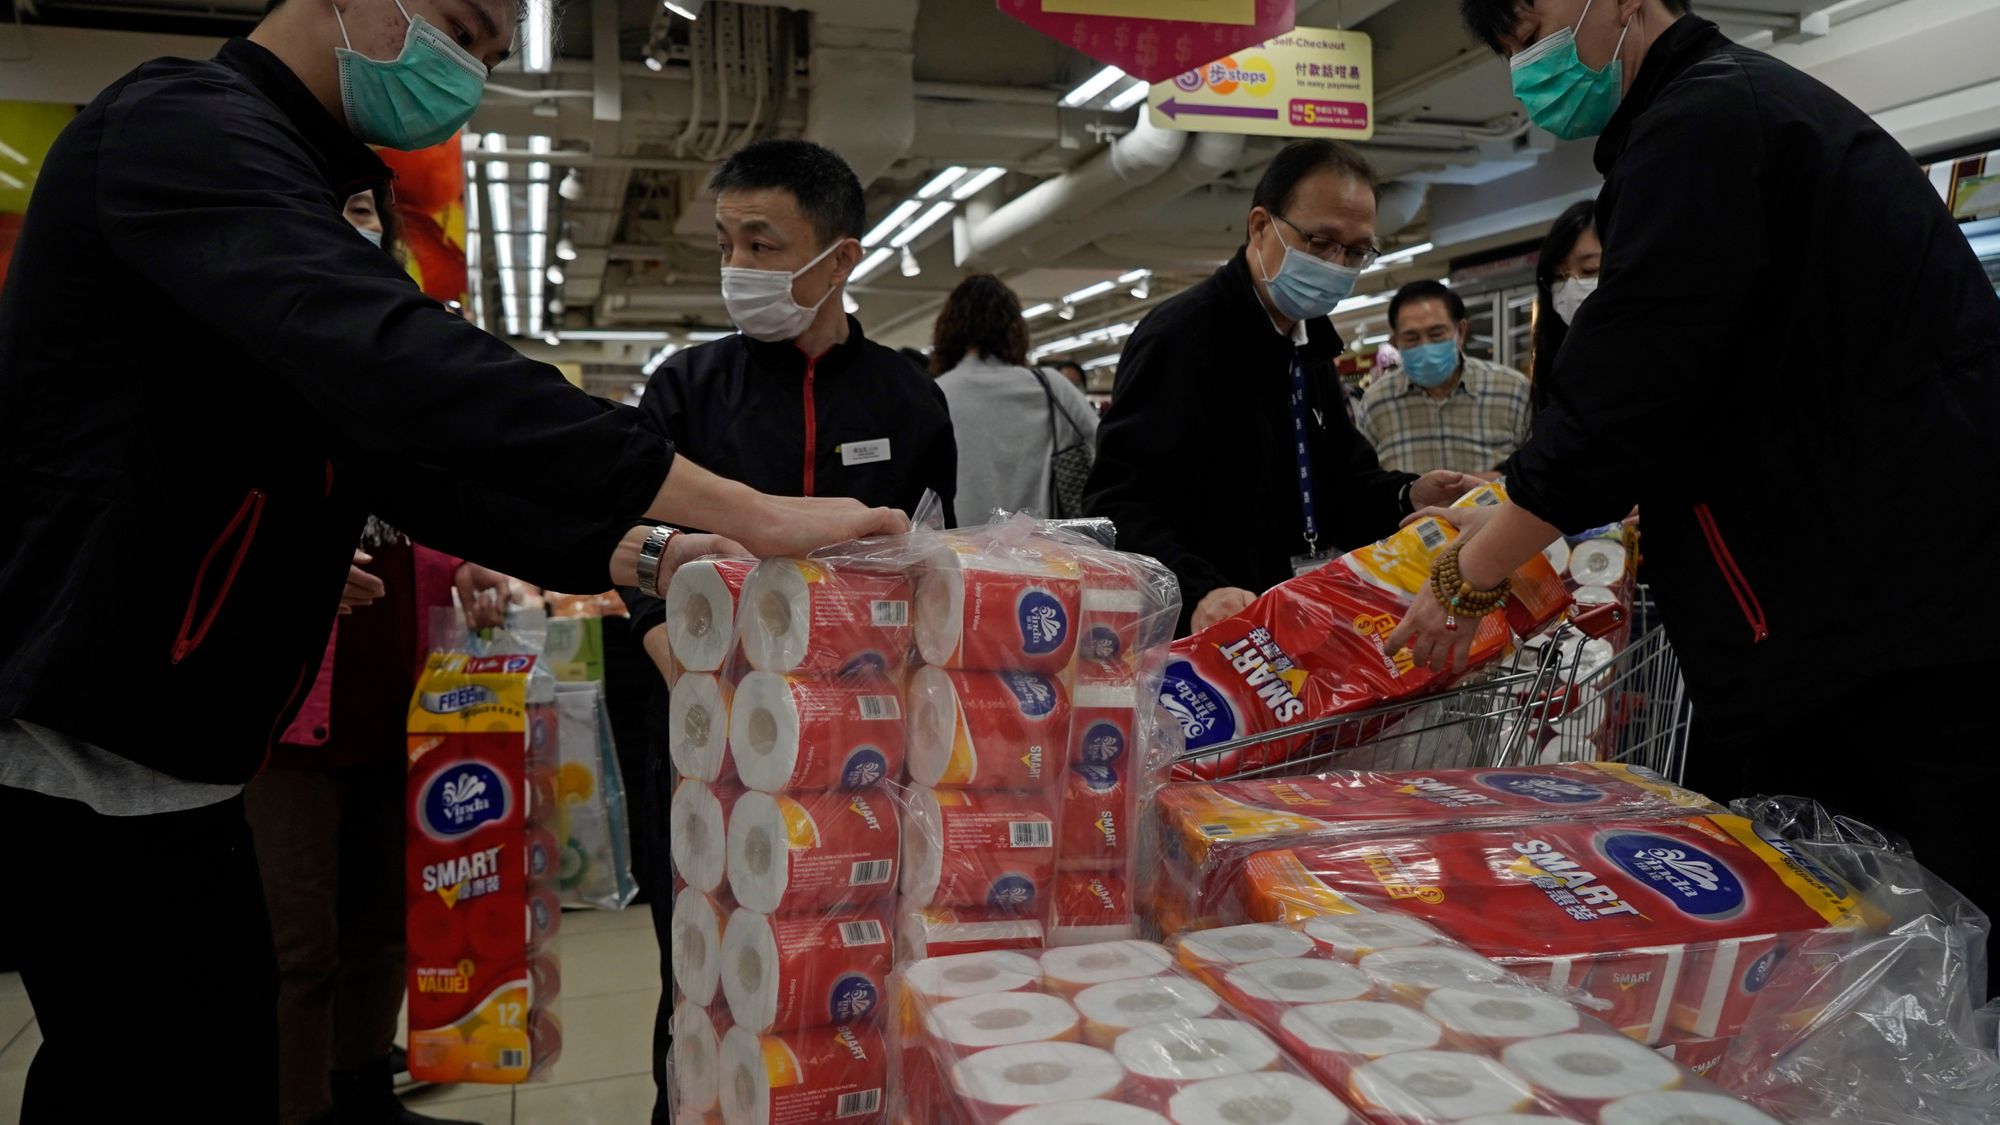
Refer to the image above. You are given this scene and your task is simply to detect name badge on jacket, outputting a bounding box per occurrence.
[841,439,892,466]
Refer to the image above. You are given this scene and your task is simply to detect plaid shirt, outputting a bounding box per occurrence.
[1357,355,1533,475]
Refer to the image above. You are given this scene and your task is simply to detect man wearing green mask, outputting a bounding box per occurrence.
[1386,0,2000,960]
[0,0,909,1119]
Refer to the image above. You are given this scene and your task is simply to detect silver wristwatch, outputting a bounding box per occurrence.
[636,525,679,598]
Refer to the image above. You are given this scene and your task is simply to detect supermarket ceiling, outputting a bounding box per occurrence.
[3,0,1997,392]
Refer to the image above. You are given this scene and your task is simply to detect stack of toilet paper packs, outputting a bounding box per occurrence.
[662,517,1180,1125]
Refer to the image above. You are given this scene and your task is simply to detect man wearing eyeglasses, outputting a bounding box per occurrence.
[1086,139,1477,634]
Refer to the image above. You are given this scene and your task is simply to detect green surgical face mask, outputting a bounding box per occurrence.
[1509,0,1630,141]
[333,0,488,151]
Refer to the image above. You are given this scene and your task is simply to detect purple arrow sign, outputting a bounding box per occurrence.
[1158,97,1280,121]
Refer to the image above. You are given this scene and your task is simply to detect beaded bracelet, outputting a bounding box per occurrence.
[1429,543,1510,632]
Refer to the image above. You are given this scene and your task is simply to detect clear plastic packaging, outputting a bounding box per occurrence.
[662,503,1183,1125]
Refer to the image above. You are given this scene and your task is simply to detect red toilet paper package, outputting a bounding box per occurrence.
[1231,813,1869,1044]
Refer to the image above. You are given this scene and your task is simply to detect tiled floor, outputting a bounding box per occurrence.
[0,905,662,1125]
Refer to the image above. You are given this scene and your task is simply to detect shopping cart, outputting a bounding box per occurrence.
[1169,585,1694,784]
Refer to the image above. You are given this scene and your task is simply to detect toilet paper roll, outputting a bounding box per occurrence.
[903,950,1044,1003]
[720,906,893,1035]
[666,558,755,673]
[1224,957,1371,1006]
[1070,683,1138,769]
[915,544,1082,673]
[1177,924,1315,968]
[1048,874,1138,948]
[1115,1019,1281,1104]
[1597,1091,1782,1125]
[952,1041,1125,1115]
[1571,584,1620,609]
[1166,1071,1350,1125]
[671,779,740,894]
[900,787,1056,911]
[1425,988,1580,1046]
[1349,1050,1535,1120]
[1073,976,1222,1047]
[528,887,561,948]
[1568,539,1628,586]
[926,990,1082,1053]
[1361,946,1511,998]
[726,789,900,915]
[1303,913,1444,959]
[1500,1033,1682,1105]
[1040,940,1174,995]
[1540,538,1571,576]
[907,667,1071,789]
[899,906,1045,962]
[1280,1000,1443,1065]
[672,886,731,1006]
[1058,764,1129,869]
[999,1101,1168,1125]
[1076,560,1148,683]
[670,673,734,783]
[730,672,906,793]
[672,1000,729,1114]
[739,559,913,677]
[1536,736,1599,765]
[720,1024,887,1125]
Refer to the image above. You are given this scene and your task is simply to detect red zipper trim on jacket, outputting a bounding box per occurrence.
[258,661,313,774]
[1692,502,1770,644]
[171,488,267,663]
[800,350,820,496]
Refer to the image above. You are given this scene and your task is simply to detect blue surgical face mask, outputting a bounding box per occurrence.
[334,0,489,151]
[1509,0,1631,141]
[1400,339,1461,388]
[1254,218,1361,322]
[356,226,385,248]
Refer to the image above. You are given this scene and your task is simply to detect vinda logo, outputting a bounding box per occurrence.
[1079,721,1126,766]
[988,874,1036,910]
[830,974,879,1023]
[1599,831,1747,919]
[420,763,508,838]
[1160,659,1235,749]
[1017,590,1069,655]
[1082,625,1124,662]
[1476,771,1607,805]
[1003,672,1059,718]
[841,747,888,789]
[1073,763,1119,793]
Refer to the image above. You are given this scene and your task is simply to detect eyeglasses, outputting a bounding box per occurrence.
[1272,213,1381,269]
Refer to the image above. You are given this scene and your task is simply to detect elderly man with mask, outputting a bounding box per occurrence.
[1086,139,1478,635]
[0,0,905,1118]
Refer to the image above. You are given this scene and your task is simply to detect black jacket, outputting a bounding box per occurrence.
[0,41,672,782]
[1505,18,2000,739]
[618,320,957,640]
[1086,248,1415,633]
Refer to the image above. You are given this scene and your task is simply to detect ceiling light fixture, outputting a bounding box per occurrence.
[1331,292,1393,316]
[542,330,560,346]
[861,200,923,248]
[555,236,577,261]
[849,246,896,283]
[1058,303,1076,321]
[548,297,565,315]
[558,169,584,202]
[890,201,955,248]
[561,329,673,341]
[1364,241,1434,273]
[917,166,968,199]
[644,50,667,72]
[1083,354,1120,370]
[1022,303,1054,319]
[685,330,734,341]
[663,0,702,18]
[1060,65,1126,108]
[842,292,860,315]
[899,245,921,277]
[1062,279,1117,303]
[641,343,680,375]
[523,0,552,73]
[546,265,565,285]
[1105,79,1150,112]
[1130,278,1150,299]
[950,166,1007,200]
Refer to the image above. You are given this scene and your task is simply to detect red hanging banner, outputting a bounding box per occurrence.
[997,0,1298,84]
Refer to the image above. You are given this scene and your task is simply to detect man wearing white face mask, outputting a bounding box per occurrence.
[1087,139,1479,635]
[0,3,907,1119]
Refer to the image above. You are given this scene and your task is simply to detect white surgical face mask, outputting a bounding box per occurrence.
[720,239,848,342]
[356,226,385,248]
[1552,276,1598,325]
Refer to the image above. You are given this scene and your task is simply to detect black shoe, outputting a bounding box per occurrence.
[329,1056,479,1125]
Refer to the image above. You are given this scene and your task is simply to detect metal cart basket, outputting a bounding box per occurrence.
[1169,585,1693,784]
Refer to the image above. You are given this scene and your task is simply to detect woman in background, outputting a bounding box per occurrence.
[1530,200,1602,414]
[932,274,1098,524]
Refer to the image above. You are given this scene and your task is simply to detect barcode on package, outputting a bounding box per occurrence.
[500,1049,524,1070]
[1201,823,1234,838]
[1416,520,1447,551]
[838,1090,883,1117]
[839,919,886,947]
[1472,489,1501,506]
[849,859,893,886]
[871,600,909,627]
[1009,820,1053,848]
[858,695,901,721]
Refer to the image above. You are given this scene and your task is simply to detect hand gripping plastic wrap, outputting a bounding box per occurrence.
[663,507,1182,1125]
[405,650,565,1084]
[1146,763,1719,935]
[1163,920,1782,1123]
[1159,483,1573,781]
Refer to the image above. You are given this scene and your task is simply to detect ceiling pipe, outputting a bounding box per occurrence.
[1014,129,1247,265]
[956,114,1189,269]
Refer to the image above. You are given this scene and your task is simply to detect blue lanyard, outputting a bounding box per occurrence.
[1289,354,1318,554]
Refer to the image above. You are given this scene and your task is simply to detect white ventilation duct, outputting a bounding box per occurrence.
[956,115,1190,270]
[1015,130,1247,266]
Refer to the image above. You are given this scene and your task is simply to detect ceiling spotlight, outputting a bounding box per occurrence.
[547,265,565,285]
[1058,302,1076,321]
[842,291,860,315]
[548,297,565,315]
[899,245,920,278]
[644,52,665,72]
[555,237,577,261]
[558,169,584,202]
[1130,278,1150,299]
[663,0,702,17]
[542,330,560,346]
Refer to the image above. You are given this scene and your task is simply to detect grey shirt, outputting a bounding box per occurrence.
[0,721,242,816]
[937,353,1100,526]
